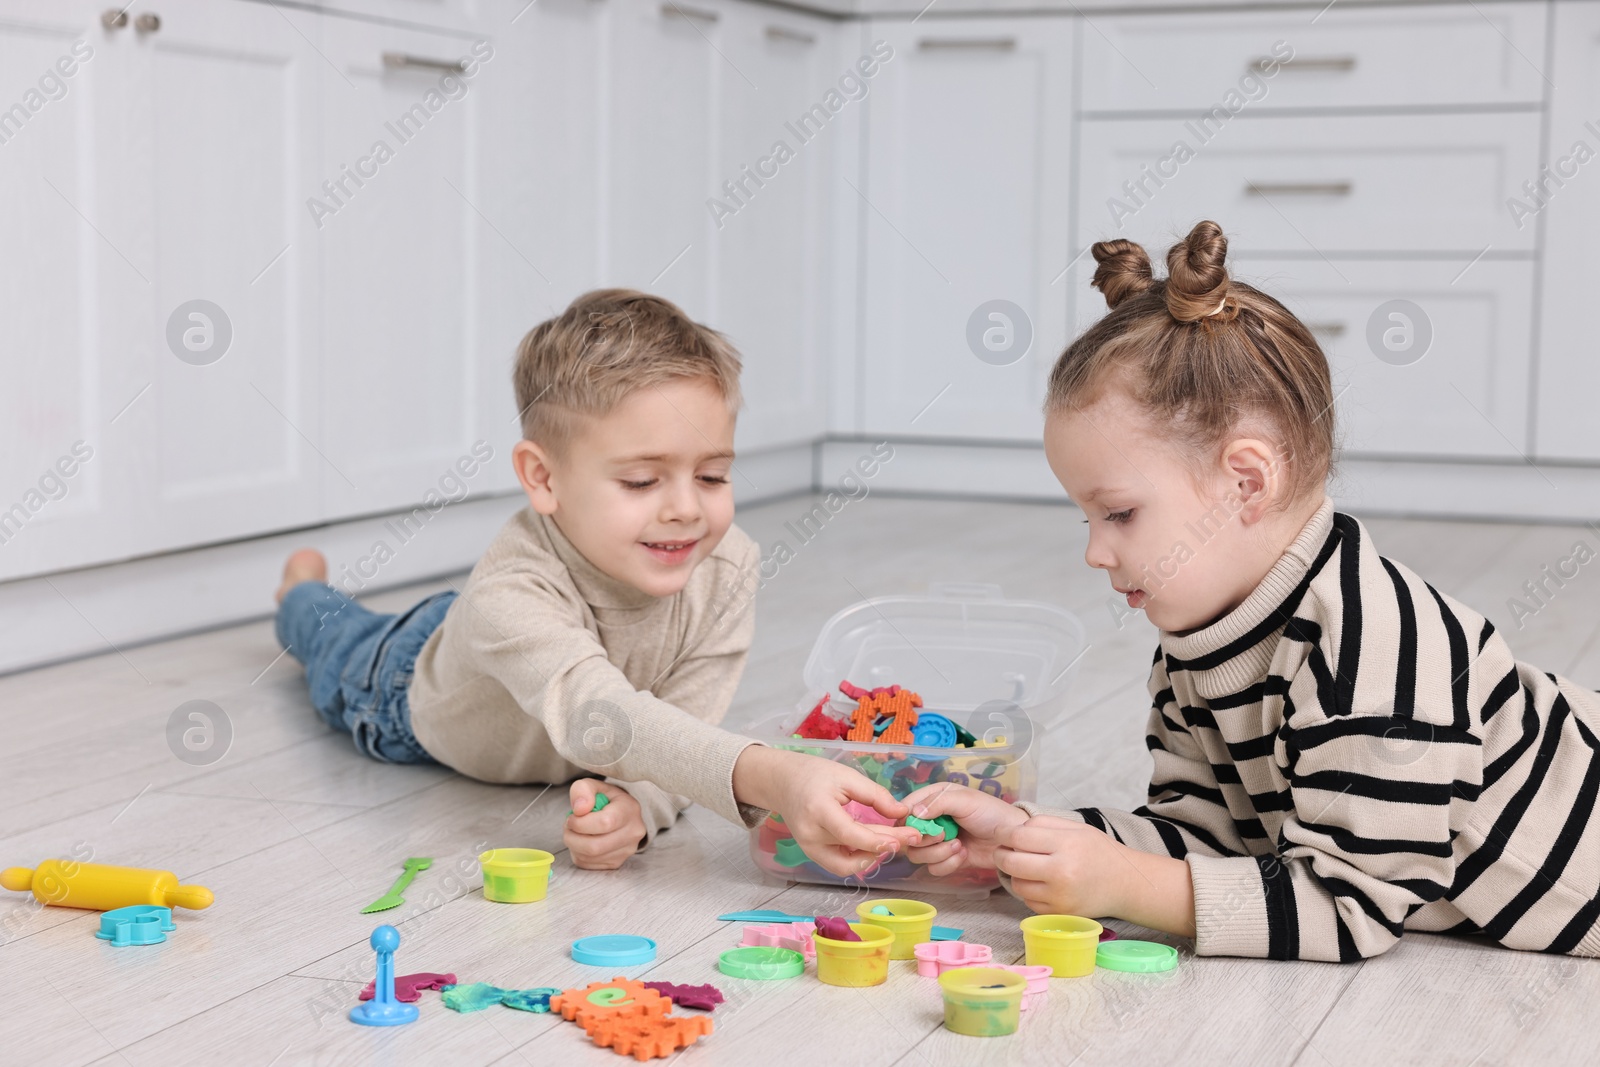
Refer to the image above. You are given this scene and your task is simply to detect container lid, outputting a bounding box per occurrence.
[1096,940,1179,973]
[571,935,657,967]
[719,946,805,980]
[802,584,1086,723]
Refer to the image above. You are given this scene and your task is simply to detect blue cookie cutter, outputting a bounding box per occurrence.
[95,905,175,947]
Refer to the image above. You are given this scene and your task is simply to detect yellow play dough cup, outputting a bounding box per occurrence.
[855,899,937,960]
[478,848,553,903]
[813,922,894,987]
[1020,914,1102,976]
[939,966,1027,1037]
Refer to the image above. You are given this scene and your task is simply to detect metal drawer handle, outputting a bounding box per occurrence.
[766,25,815,44]
[1252,55,1357,73]
[1307,322,1347,338]
[382,52,467,73]
[663,3,719,22]
[1246,181,1354,197]
[918,37,1016,51]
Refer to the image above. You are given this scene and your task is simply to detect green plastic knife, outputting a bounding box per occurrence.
[361,856,431,914]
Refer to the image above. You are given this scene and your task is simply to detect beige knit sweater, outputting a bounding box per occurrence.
[408,507,767,843]
[1017,499,1600,960]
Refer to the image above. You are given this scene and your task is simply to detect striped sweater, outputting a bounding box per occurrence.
[1027,500,1600,961]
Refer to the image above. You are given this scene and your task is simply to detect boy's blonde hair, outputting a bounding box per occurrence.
[1045,220,1335,507]
[513,288,743,452]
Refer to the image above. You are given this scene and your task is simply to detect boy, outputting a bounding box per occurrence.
[274,289,915,871]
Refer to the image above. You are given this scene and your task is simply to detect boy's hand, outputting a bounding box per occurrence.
[901,783,1029,875]
[564,780,646,871]
[993,814,1130,918]
[733,747,921,878]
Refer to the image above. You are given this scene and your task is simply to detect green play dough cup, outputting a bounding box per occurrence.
[479,848,553,903]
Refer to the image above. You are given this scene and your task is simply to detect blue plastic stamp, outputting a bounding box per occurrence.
[912,713,958,748]
[350,925,419,1027]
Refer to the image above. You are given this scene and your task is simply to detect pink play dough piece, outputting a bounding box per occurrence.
[359,971,457,1003]
[843,800,896,827]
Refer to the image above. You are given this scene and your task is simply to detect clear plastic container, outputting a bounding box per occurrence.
[747,584,1086,895]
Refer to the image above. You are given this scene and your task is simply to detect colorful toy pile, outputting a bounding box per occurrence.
[751,679,1030,890]
[710,901,1178,1039]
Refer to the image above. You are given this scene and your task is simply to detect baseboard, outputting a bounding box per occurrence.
[0,440,820,676]
[11,436,1600,675]
[821,437,1600,524]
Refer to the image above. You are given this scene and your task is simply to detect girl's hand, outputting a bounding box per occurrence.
[733,747,921,878]
[994,814,1130,917]
[564,780,646,870]
[901,783,1029,875]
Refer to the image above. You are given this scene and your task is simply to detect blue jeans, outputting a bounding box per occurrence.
[275,583,456,764]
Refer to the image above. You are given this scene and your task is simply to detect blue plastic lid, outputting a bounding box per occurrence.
[571,934,657,967]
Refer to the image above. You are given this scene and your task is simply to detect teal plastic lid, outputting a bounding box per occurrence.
[718,946,805,980]
[571,934,656,966]
[1096,940,1178,973]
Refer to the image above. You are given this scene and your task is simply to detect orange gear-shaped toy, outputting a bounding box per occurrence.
[549,978,669,1028]
[587,1013,714,1061]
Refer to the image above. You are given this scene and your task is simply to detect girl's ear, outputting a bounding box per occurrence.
[1222,437,1282,524]
[512,439,559,515]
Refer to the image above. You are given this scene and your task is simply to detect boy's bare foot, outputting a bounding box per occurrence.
[276,548,328,603]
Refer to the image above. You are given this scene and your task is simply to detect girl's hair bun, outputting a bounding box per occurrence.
[1165,220,1236,324]
[1090,239,1155,309]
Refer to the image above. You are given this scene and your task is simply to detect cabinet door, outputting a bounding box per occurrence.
[129,0,325,549]
[858,20,1073,440]
[714,5,834,453]
[0,3,136,581]
[604,0,723,320]
[1533,2,1600,461]
[473,0,608,494]
[316,17,488,518]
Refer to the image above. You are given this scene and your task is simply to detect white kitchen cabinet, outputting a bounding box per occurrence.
[472,0,608,493]
[1079,3,1548,113]
[1,0,326,579]
[1074,112,1541,260]
[712,3,835,453]
[1532,1,1600,462]
[315,16,491,518]
[0,3,132,582]
[857,19,1073,440]
[603,0,724,321]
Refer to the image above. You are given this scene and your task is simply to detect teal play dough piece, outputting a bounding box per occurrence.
[440,982,508,1013]
[1096,940,1179,973]
[502,987,563,1013]
[906,814,958,842]
[773,838,810,868]
[870,905,890,916]
[568,791,610,816]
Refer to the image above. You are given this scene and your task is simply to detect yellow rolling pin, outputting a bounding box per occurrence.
[1,860,214,912]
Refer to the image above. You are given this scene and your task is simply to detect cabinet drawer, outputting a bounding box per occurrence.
[1076,112,1540,255]
[1064,258,1535,461]
[1081,3,1548,113]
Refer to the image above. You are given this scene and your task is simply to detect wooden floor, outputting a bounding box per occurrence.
[4,493,1600,1067]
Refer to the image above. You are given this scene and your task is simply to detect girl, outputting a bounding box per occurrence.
[906,220,1600,961]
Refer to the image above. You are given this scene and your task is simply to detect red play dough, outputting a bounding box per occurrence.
[359,972,457,1003]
